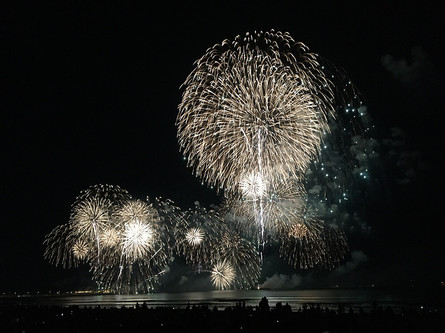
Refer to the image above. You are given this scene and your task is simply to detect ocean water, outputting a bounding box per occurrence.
[2,288,444,313]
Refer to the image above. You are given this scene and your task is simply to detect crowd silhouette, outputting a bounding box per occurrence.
[1,297,444,332]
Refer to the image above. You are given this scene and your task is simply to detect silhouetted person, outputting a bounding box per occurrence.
[259,297,270,311]
[284,302,292,312]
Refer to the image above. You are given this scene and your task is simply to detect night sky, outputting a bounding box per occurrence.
[3,2,444,293]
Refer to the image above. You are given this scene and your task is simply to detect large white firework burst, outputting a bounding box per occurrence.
[177,30,334,194]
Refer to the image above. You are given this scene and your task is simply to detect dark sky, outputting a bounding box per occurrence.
[3,1,444,292]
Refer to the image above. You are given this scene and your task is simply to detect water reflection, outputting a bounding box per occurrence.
[2,288,443,312]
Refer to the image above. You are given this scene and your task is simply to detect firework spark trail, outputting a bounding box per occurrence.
[223,177,307,239]
[256,129,266,263]
[44,223,79,268]
[217,230,261,289]
[279,214,349,269]
[152,197,188,259]
[74,184,132,205]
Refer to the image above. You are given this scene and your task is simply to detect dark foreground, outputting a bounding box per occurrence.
[1,299,444,333]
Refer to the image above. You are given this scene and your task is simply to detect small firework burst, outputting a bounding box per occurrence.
[177,203,227,269]
[72,239,90,260]
[185,227,204,246]
[71,197,111,236]
[239,172,267,199]
[100,226,120,248]
[210,260,236,290]
[288,222,309,239]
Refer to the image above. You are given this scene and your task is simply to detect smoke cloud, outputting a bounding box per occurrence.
[381,46,432,84]
[381,127,426,184]
[334,250,368,275]
[260,273,302,289]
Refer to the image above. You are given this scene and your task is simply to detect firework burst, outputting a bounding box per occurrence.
[72,239,90,260]
[210,260,236,290]
[115,199,158,224]
[222,178,307,238]
[185,227,204,246]
[288,222,309,239]
[177,30,335,194]
[112,199,169,291]
[70,197,112,257]
[176,29,370,270]
[153,197,188,258]
[177,202,227,269]
[100,226,120,248]
[121,220,154,261]
[216,230,261,289]
[279,215,349,269]
[239,172,268,199]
